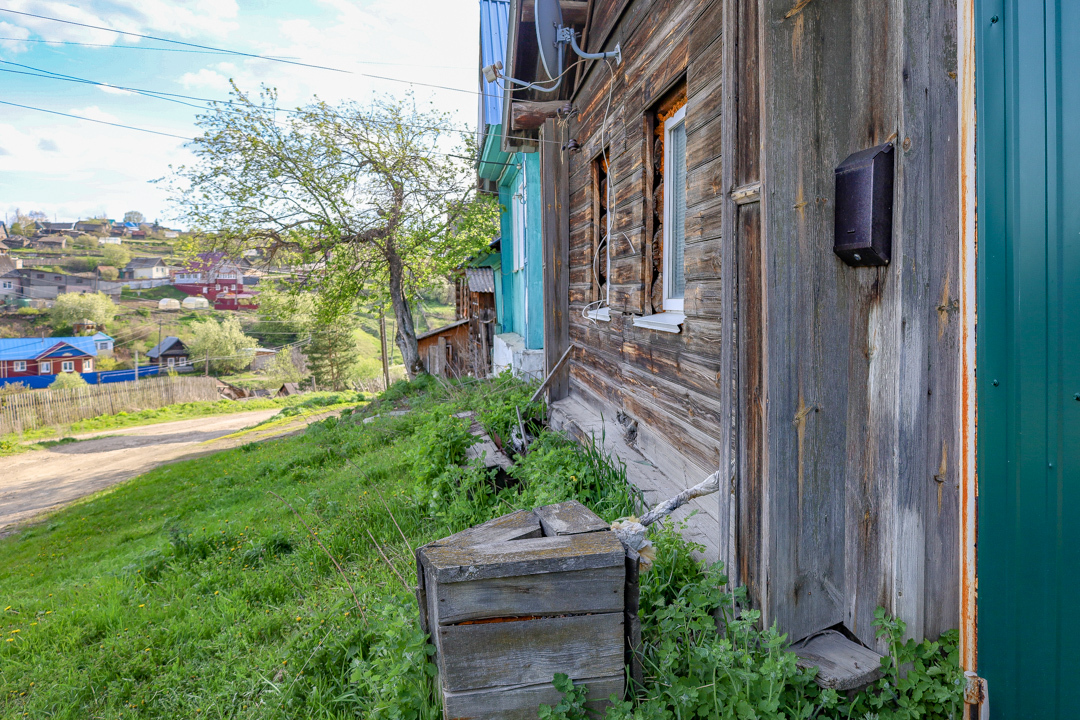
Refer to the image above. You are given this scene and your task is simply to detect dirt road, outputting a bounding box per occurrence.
[0,409,323,533]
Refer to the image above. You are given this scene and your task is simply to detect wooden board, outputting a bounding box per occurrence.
[421,531,625,584]
[442,674,623,720]
[792,631,884,691]
[433,565,624,625]
[534,500,610,536]
[436,612,624,692]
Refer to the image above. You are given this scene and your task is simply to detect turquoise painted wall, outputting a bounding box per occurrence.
[497,152,544,350]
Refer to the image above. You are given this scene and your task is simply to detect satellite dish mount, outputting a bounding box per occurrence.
[486,0,622,93]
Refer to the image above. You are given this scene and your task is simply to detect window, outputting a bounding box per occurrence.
[61,361,74,373]
[512,168,527,272]
[13,361,26,372]
[36,273,44,279]
[1,281,11,290]
[40,361,51,374]
[97,342,108,350]
[83,359,92,372]
[662,106,687,313]
[167,357,175,367]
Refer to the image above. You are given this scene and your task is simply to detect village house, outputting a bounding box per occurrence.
[18,268,98,299]
[30,235,67,251]
[173,252,260,310]
[121,257,169,281]
[0,256,21,301]
[0,335,104,378]
[490,0,1075,715]
[146,336,190,370]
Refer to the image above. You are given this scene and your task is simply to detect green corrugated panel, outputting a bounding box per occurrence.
[976,0,1080,717]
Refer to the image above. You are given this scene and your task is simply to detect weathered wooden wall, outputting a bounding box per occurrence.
[565,0,727,561]
[758,0,960,649]
[553,0,958,651]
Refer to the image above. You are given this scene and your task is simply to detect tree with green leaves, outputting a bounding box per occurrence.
[169,87,499,377]
[303,318,360,391]
[187,316,259,375]
[123,211,145,224]
[101,244,131,270]
[49,372,88,390]
[266,348,306,385]
[49,292,117,330]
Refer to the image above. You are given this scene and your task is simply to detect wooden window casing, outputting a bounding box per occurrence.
[662,106,688,313]
[40,361,50,374]
[591,152,610,304]
[61,361,74,373]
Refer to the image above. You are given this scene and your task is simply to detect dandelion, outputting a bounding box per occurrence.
[139,604,145,608]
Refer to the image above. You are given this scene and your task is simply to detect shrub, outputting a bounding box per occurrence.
[49,372,89,389]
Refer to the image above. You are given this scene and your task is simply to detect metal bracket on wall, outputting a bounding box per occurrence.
[963,672,989,720]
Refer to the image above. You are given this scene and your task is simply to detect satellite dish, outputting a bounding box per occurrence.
[534,0,564,81]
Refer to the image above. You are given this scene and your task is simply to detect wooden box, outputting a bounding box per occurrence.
[416,501,627,720]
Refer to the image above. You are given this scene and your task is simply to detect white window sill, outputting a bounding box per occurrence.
[632,312,685,333]
[584,307,610,322]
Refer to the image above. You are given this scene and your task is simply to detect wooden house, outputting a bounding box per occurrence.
[146,336,191,369]
[416,319,470,378]
[0,338,96,378]
[496,0,1079,715]
[478,0,547,380]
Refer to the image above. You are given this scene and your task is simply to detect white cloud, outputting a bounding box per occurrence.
[179,68,232,92]
[1,0,240,44]
[37,138,58,152]
[98,84,135,96]
[68,106,119,123]
[0,21,30,52]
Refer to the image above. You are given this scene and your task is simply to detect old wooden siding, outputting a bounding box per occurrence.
[759,0,959,648]
[561,0,726,561]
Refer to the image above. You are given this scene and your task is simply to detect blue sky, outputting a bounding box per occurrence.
[0,0,480,227]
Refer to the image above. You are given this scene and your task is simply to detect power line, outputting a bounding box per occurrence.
[0,7,349,74]
[0,99,191,140]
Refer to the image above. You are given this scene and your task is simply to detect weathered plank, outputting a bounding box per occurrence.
[436,613,624,692]
[542,118,571,402]
[442,675,624,720]
[421,531,625,584]
[434,565,624,625]
[792,631,884,691]
[534,500,610,536]
[424,510,542,551]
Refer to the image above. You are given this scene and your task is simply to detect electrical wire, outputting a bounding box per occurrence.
[0,7,350,74]
[0,99,191,140]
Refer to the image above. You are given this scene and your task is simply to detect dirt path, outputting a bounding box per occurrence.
[0,409,329,534]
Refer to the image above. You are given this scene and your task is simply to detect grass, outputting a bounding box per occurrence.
[120,286,188,302]
[0,377,640,718]
[0,391,364,457]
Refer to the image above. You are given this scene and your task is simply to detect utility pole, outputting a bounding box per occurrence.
[205,351,209,377]
[134,350,139,384]
[379,310,391,392]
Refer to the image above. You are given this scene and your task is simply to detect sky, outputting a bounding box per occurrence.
[0,0,482,228]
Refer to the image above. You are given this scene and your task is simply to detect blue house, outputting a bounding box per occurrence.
[476,0,544,380]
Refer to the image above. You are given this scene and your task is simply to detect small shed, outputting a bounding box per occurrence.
[416,319,470,378]
[276,382,300,398]
[72,319,97,335]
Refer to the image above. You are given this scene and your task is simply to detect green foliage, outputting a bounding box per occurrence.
[304,316,361,391]
[267,349,306,385]
[48,292,118,328]
[101,243,131,270]
[98,265,119,281]
[538,674,589,720]
[187,315,259,374]
[48,372,89,390]
[123,211,145,224]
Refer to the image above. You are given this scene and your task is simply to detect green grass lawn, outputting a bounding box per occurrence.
[120,286,188,302]
[0,391,364,456]
[0,377,964,720]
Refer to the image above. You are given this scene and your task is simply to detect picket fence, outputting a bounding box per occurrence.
[0,375,220,435]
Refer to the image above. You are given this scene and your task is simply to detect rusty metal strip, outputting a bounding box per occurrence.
[957,0,979,685]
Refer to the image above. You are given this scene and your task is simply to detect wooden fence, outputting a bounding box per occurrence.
[0,375,220,435]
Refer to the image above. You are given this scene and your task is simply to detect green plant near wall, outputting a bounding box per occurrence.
[540,527,965,720]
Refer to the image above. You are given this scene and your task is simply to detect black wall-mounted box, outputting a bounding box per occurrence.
[833,142,894,267]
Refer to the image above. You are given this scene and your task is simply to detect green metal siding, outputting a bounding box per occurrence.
[976,1,1080,717]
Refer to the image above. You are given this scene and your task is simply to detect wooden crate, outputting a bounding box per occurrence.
[416,501,628,720]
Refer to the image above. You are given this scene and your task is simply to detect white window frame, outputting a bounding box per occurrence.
[40,361,51,374]
[13,361,26,372]
[512,168,527,272]
[61,360,74,373]
[167,357,176,368]
[662,106,687,313]
[83,359,92,372]
[1,281,11,290]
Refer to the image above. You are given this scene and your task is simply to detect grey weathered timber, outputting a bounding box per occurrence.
[534,500,610,536]
[433,565,624,625]
[436,612,624,692]
[541,118,571,402]
[792,631,884,691]
[442,675,624,720]
[425,509,542,551]
[421,531,625,584]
